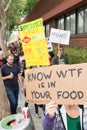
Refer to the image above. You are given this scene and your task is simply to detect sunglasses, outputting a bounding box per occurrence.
[58,49,63,51]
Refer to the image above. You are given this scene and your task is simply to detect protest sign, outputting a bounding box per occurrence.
[19,18,49,67]
[25,63,87,105]
[46,37,53,52]
[49,28,70,45]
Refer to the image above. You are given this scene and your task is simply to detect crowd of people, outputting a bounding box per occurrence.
[0,41,87,130]
[0,42,47,117]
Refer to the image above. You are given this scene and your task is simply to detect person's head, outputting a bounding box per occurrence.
[57,45,64,57]
[7,47,14,55]
[11,42,14,48]
[18,49,24,56]
[48,51,55,59]
[6,54,14,66]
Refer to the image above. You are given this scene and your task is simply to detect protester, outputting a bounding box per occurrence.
[34,104,41,118]
[0,51,6,67]
[7,47,19,65]
[48,51,55,65]
[10,42,16,52]
[13,49,19,65]
[34,104,45,118]
[1,54,24,114]
[42,45,87,130]
[52,45,68,64]
[43,102,87,130]
[19,50,26,82]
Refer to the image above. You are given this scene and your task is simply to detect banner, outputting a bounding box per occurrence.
[49,28,70,45]
[19,18,49,67]
[25,63,87,105]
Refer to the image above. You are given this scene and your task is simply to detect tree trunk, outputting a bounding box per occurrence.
[0,30,8,57]
[0,0,12,119]
[0,0,8,56]
[0,72,10,119]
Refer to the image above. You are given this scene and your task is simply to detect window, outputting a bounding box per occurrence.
[57,13,75,34]
[77,10,84,33]
[55,6,87,35]
[66,16,70,30]
[66,13,75,34]
[45,24,50,37]
[85,7,87,33]
[57,18,64,30]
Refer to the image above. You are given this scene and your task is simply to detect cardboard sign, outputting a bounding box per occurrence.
[49,28,70,45]
[46,37,53,52]
[19,18,49,67]
[25,63,87,105]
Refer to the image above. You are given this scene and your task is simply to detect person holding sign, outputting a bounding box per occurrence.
[43,102,87,130]
[52,45,68,64]
[43,45,87,129]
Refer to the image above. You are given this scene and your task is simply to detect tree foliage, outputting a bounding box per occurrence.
[0,0,26,53]
[0,0,39,51]
[0,0,23,31]
[23,0,39,15]
[6,0,25,32]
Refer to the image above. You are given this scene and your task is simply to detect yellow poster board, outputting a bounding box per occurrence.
[19,18,49,67]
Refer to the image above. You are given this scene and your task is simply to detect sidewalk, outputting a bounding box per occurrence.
[28,103,44,130]
[18,92,44,130]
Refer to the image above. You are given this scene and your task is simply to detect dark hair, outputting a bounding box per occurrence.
[6,54,14,59]
[49,51,55,58]
[58,45,63,50]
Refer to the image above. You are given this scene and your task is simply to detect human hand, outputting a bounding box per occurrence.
[8,72,14,79]
[46,101,57,118]
[21,85,25,93]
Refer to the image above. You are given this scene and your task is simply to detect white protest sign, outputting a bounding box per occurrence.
[46,37,53,52]
[49,28,70,45]
[25,63,87,105]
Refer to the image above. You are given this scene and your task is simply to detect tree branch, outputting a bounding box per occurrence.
[4,0,12,12]
[0,0,6,23]
[0,0,7,38]
[0,19,1,24]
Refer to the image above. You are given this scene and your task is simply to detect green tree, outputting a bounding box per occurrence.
[0,0,25,55]
[23,0,39,15]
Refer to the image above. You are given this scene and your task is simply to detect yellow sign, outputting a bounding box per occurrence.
[19,18,49,67]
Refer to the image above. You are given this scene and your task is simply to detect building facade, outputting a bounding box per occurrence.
[22,0,87,48]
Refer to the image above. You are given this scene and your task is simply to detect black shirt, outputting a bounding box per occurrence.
[1,64,20,90]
